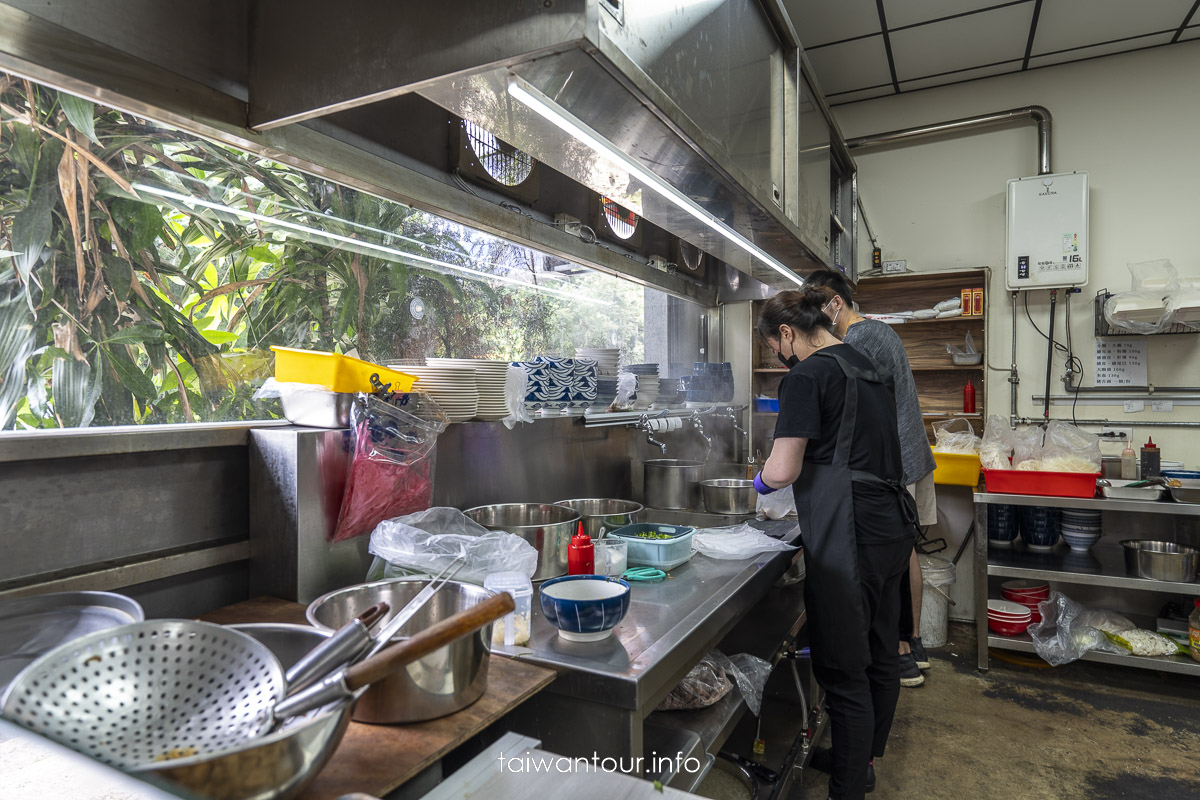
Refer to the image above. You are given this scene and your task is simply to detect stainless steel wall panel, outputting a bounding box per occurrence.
[0,447,248,586]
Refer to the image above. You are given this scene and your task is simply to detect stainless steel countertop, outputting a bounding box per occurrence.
[496,519,801,713]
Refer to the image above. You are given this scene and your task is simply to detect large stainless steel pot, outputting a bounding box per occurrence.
[464,502,581,580]
[644,459,705,510]
[555,498,643,538]
[1120,539,1200,582]
[145,623,353,800]
[700,478,757,514]
[307,578,493,722]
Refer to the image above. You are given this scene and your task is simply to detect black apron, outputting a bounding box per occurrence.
[792,349,919,672]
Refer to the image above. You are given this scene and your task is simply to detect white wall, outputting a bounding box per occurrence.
[830,42,1200,620]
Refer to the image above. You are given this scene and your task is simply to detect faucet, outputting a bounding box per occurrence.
[639,413,668,455]
[714,406,748,442]
[691,412,713,461]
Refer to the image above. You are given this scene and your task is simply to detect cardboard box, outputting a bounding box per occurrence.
[961,289,973,316]
[972,288,984,316]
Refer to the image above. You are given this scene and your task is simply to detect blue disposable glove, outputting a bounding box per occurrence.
[753,472,777,495]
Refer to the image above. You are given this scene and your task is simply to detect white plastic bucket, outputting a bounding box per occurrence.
[918,555,956,648]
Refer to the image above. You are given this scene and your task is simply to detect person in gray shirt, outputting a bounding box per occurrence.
[805,269,937,688]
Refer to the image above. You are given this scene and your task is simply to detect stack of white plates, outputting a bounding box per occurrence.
[426,358,510,421]
[576,348,620,376]
[391,365,478,423]
[621,363,660,409]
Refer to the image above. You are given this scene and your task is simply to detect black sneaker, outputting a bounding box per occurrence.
[910,636,931,670]
[809,747,875,793]
[899,651,925,687]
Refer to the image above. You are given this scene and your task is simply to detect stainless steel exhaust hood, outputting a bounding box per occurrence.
[249,0,830,288]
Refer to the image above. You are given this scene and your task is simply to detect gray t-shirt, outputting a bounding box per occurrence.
[843,318,937,485]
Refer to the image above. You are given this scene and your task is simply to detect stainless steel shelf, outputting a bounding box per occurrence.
[974,491,1200,516]
[987,634,1200,677]
[986,541,1200,593]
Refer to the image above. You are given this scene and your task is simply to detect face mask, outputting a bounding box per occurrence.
[823,299,841,327]
[777,335,799,369]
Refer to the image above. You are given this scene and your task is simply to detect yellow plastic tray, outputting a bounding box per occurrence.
[932,450,982,487]
[270,346,417,393]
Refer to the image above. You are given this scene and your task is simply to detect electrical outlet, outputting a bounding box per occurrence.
[882,260,907,274]
[647,255,671,272]
[1102,426,1133,442]
[554,213,581,236]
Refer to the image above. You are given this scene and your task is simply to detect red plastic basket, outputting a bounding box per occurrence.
[982,468,1100,498]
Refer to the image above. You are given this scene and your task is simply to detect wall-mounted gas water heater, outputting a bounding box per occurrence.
[1005,171,1089,291]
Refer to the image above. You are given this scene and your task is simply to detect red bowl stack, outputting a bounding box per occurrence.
[1000,579,1050,624]
[987,598,1033,636]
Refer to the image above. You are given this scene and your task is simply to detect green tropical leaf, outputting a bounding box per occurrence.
[104,346,156,399]
[59,94,101,145]
[51,353,94,427]
[9,189,56,283]
[99,323,168,346]
[248,245,279,264]
[200,329,239,345]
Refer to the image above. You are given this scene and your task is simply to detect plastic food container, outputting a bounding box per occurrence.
[483,572,533,646]
[607,523,695,569]
[593,539,628,577]
[932,451,982,486]
[271,346,417,393]
[983,468,1101,498]
[754,397,780,413]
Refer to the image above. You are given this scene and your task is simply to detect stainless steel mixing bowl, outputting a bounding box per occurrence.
[554,498,643,538]
[1120,539,1200,582]
[700,478,757,515]
[307,577,494,722]
[464,502,581,580]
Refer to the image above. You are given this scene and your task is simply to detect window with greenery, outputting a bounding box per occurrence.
[0,75,649,430]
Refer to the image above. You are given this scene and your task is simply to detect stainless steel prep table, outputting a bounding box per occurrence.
[492,519,802,772]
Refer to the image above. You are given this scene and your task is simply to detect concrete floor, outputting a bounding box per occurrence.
[793,622,1200,800]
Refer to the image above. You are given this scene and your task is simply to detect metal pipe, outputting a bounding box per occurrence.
[1064,376,1200,394]
[846,106,1053,175]
[1044,290,1057,420]
[1010,292,1020,426]
[1015,416,1200,428]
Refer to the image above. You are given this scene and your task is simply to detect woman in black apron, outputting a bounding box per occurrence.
[753,287,918,800]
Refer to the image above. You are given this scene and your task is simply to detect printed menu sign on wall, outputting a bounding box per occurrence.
[1095,338,1147,386]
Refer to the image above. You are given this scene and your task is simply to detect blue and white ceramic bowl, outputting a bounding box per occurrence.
[539,575,631,642]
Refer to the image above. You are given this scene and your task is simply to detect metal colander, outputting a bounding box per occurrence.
[1,620,286,770]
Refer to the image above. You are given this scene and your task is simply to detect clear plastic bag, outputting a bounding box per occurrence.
[1027,592,1125,666]
[330,393,449,542]
[932,418,980,454]
[655,650,774,716]
[1012,426,1045,470]
[502,364,534,429]
[611,372,637,412]
[1076,607,1135,634]
[655,653,732,711]
[1104,259,1179,334]
[756,486,797,519]
[980,415,1014,470]
[692,523,799,559]
[1040,420,1101,473]
[367,507,540,584]
[1167,276,1200,331]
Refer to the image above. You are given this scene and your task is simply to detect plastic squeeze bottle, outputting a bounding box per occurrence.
[567,521,594,575]
[1120,441,1137,480]
[1141,437,1161,479]
[963,380,976,414]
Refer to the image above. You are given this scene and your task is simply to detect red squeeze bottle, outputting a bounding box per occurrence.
[568,521,594,575]
[964,380,976,414]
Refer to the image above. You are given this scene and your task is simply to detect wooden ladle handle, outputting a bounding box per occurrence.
[343,592,515,691]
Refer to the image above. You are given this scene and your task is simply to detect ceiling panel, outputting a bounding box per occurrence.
[827,85,896,106]
[899,60,1023,92]
[806,36,893,95]
[786,0,881,48]
[1029,32,1175,68]
[883,0,1019,29]
[889,3,1035,81]
[1180,26,1200,42]
[1032,0,1194,54]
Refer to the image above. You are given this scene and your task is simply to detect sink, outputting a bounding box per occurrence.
[641,507,757,528]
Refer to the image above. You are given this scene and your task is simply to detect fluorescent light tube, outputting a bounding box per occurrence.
[131,183,610,305]
[507,78,804,287]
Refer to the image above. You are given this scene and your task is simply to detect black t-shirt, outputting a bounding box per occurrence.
[773,344,910,542]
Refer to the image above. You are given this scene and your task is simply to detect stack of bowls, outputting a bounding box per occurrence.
[986,504,1020,548]
[987,599,1033,636]
[999,579,1049,623]
[425,358,510,420]
[1019,506,1060,551]
[1060,509,1102,551]
[576,348,620,377]
[621,363,660,409]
